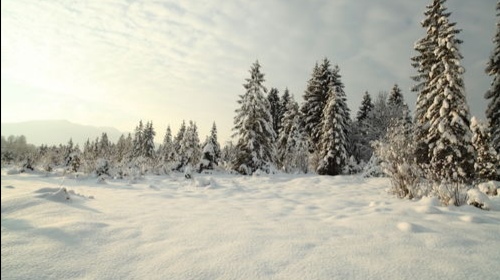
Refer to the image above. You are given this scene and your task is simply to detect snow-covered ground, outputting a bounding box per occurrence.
[2,170,499,280]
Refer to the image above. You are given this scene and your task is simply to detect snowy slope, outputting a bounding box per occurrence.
[2,171,499,280]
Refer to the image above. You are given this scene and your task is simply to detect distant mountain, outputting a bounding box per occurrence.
[1,120,125,146]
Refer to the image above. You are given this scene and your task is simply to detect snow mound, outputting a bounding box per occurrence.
[467,189,491,210]
[414,205,442,214]
[35,187,94,201]
[397,222,416,233]
[477,181,499,196]
[149,184,160,190]
[36,187,71,201]
[459,215,485,223]
[413,197,442,214]
[420,196,441,206]
[6,168,21,175]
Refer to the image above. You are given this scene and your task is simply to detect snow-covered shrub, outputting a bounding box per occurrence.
[238,164,251,176]
[466,188,491,210]
[184,165,193,179]
[95,158,110,177]
[66,152,81,173]
[471,117,499,182]
[372,120,422,199]
[20,157,35,173]
[362,155,385,178]
[434,182,470,207]
[343,156,364,175]
[477,181,499,196]
[252,169,265,177]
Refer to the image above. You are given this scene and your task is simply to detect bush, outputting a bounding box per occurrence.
[372,120,422,199]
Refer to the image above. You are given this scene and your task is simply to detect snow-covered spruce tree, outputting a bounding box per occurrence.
[267,87,281,138]
[301,59,332,151]
[142,121,156,160]
[277,96,309,173]
[114,134,127,163]
[317,65,351,176]
[172,121,186,170]
[200,122,221,172]
[232,61,276,175]
[412,0,444,166]
[356,91,374,123]
[409,0,476,205]
[350,91,374,165]
[98,133,111,159]
[155,125,176,174]
[129,120,156,176]
[113,133,133,178]
[132,120,144,158]
[387,84,404,108]
[485,2,500,154]
[364,93,391,144]
[424,1,475,188]
[221,141,237,171]
[387,84,412,124]
[471,117,499,182]
[63,139,82,173]
[179,121,201,170]
[159,126,175,164]
[81,138,95,174]
[279,88,291,132]
[63,138,75,167]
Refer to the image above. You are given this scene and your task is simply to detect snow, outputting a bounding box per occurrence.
[478,181,499,196]
[2,171,500,279]
[467,189,492,210]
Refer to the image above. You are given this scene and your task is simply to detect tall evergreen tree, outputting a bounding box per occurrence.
[301,59,332,150]
[417,0,474,184]
[99,133,111,158]
[317,67,351,176]
[173,121,186,163]
[200,122,222,171]
[221,141,237,168]
[124,133,133,160]
[279,88,291,134]
[356,91,374,123]
[142,121,156,159]
[160,126,175,163]
[232,60,276,174]
[470,117,499,182]
[267,87,281,137]
[351,91,374,164]
[277,96,309,173]
[132,120,144,158]
[114,134,132,163]
[412,0,444,165]
[179,121,201,168]
[388,84,404,108]
[387,84,412,124]
[485,1,500,154]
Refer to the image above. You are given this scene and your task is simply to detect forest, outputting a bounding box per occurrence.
[2,0,499,207]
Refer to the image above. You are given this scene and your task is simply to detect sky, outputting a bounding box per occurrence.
[1,0,497,143]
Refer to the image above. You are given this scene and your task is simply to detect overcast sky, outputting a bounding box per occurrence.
[1,0,497,143]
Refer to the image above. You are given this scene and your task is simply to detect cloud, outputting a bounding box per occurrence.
[1,0,496,142]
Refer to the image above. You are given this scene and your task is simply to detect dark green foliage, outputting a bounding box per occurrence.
[232,61,276,174]
[485,2,500,154]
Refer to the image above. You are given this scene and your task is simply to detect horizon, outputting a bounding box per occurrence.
[2,0,497,143]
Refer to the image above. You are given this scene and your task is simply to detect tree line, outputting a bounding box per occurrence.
[1,0,498,206]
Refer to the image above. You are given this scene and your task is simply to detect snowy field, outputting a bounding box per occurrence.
[2,170,500,280]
